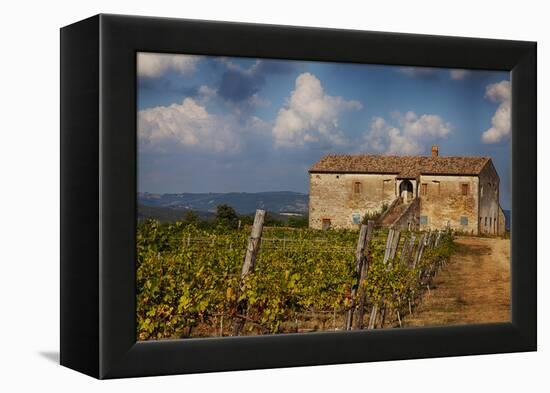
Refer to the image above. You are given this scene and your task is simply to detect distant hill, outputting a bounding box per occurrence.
[137,204,305,226]
[138,191,308,215]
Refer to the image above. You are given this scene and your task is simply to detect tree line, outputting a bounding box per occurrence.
[180,204,308,230]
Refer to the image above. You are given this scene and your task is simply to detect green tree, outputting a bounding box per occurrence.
[215,204,239,229]
[288,215,308,228]
[239,214,254,227]
[183,210,199,225]
[264,212,283,227]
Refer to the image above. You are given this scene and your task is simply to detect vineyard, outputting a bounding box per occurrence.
[137,210,455,340]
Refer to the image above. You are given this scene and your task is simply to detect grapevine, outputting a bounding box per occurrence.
[136,219,455,339]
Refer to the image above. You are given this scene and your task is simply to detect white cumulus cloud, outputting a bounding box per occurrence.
[481,80,511,143]
[138,98,240,153]
[272,72,362,147]
[362,111,451,155]
[137,52,200,78]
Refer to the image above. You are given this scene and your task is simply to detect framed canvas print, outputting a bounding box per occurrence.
[60,14,536,379]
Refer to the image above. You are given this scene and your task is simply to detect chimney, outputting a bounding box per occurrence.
[431,145,439,157]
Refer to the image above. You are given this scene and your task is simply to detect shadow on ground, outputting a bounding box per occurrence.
[38,351,59,364]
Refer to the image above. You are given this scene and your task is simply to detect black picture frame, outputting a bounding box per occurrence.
[60,14,536,379]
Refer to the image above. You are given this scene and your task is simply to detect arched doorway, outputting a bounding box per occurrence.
[399,180,413,202]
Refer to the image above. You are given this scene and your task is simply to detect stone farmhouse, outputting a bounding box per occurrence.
[308,145,506,235]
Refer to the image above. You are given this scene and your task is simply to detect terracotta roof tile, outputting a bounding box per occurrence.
[309,154,490,177]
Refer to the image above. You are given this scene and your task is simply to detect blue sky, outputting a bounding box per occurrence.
[137,53,512,209]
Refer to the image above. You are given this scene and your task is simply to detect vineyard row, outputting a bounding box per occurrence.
[136,210,455,340]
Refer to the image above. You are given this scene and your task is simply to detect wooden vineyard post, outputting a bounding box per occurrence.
[425,230,431,248]
[427,230,433,248]
[345,223,369,330]
[399,235,409,266]
[382,229,395,265]
[241,209,265,278]
[368,229,395,329]
[382,228,401,325]
[403,234,416,267]
[388,230,401,263]
[232,209,265,336]
[413,233,427,268]
[345,221,374,330]
[383,229,400,325]
[367,303,378,329]
[354,220,374,329]
[435,230,441,247]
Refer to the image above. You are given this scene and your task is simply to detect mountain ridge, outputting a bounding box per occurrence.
[138,191,309,215]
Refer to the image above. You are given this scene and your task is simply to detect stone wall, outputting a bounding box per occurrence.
[498,206,506,236]
[309,172,398,229]
[418,174,479,233]
[309,162,502,235]
[391,198,420,231]
[478,161,501,235]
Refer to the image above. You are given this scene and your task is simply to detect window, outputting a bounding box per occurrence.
[460,216,468,226]
[353,181,362,194]
[322,218,331,231]
[481,185,484,197]
[484,217,488,226]
[420,216,428,225]
[461,183,469,196]
[421,183,428,196]
[489,217,492,227]
[351,213,361,225]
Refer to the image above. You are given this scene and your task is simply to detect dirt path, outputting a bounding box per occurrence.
[403,236,511,327]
